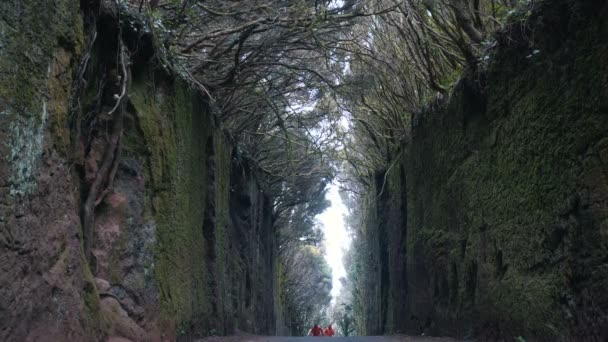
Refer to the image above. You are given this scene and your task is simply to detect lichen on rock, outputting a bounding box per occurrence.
[5,99,48,196]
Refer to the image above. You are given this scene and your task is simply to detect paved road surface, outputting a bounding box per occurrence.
[198,335,462,342]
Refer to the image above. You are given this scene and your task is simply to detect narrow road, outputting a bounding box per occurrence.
[199,335,462,342]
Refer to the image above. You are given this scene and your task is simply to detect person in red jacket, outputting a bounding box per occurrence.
[324,324,335,337]
[309,324,324,336]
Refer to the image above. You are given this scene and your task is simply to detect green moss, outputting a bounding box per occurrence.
[358,2,608,338]
[0,0,83,195]
[483,273,561,337]
[129,81,177,187]
[81,252,106,332]
[130,73,213,333]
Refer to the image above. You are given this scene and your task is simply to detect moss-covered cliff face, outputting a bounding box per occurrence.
[0,0,95,340]
[0,1,281,341]
[357,1,608,340]
[117,67,279,340]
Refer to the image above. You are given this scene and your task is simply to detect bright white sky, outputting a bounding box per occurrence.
[317,184,351,301]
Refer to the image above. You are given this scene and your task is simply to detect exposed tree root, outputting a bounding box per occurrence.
[82,39,129,263]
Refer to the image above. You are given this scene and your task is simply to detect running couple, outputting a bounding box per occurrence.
[309,324,335,337]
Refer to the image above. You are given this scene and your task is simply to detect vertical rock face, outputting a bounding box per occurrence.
[108,68,279,340]
[0,1,97,340]
[0,1,280,341]
[358,0,608,340]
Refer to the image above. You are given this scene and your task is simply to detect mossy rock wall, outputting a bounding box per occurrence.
[358,1,608,340]
[91,25,281,342]
[0,1,281,340]
[0,0,101,340]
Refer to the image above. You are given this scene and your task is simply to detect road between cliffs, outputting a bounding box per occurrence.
[198,335,463,342]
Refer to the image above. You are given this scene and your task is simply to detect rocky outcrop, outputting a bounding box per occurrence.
[0,1,281,341]
[357,1,608,340]
[0,1,96,340]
